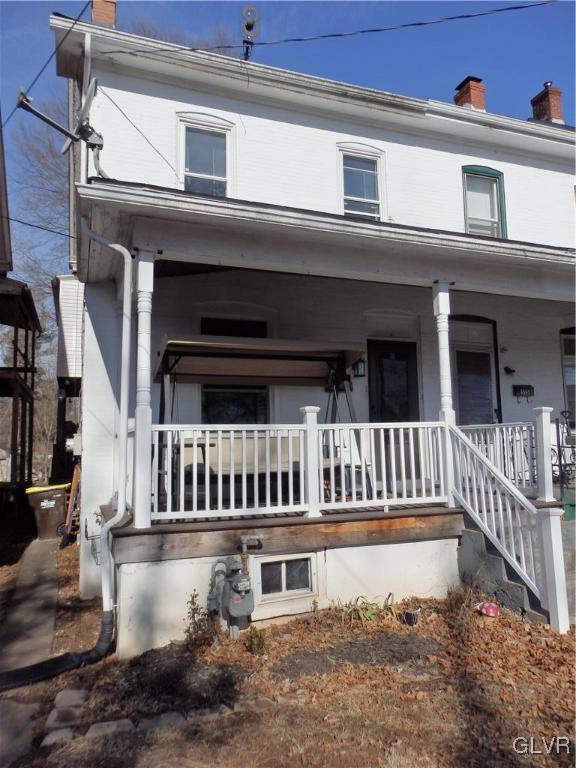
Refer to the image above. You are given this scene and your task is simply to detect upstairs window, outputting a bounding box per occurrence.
[184,127,227,196]
[463,166,507,238]
[343,154,380,220]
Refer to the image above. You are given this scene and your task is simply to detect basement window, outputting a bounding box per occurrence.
[256,554,316,601]
[463,165,507,238]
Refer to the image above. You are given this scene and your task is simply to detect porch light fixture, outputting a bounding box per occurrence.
[352,358,366,377]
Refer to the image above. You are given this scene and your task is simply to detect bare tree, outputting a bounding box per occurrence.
[7,20,238,480]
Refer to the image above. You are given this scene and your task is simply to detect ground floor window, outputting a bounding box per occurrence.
[255,554,316,602]
[560,329,575,425]
[201,386,268,424]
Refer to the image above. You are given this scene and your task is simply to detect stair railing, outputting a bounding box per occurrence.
[449,424,541,599]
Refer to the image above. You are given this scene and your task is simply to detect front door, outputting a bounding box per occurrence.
[368,340,419,422]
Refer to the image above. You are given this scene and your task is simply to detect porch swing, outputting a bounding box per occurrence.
[153,334,371,512]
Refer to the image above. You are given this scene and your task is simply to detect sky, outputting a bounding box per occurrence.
[0,0,574,278]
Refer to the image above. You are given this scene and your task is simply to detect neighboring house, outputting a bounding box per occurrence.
[51,1,574,656]
[50,274,84,482]
[0,109,40,503]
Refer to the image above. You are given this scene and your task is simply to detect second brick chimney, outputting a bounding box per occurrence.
[454,76,486,111]
[92,0,116,27]
[530,82,564,124]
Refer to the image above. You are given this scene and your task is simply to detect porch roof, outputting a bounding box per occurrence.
[77,180,575,302]
[155,335,364,385]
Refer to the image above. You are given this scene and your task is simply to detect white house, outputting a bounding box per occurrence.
[50,1,574,656]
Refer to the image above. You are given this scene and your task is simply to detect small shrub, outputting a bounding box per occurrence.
[184,589,213,652]
[244,624,267,655]
[337,593,399,627]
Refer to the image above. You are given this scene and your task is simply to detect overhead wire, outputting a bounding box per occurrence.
[2,0,91,128]
[101,1,557,57]
[5,0,558,239]
[98,87,179,178]
[1,214,76,239]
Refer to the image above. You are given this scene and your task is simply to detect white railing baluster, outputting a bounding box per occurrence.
[265,431,271,509]
[408,428,416,499]
[241,430,247,510]
[253,430,259,509]
[350,427,357,503]
[328,429,336,504]
[369,428,377,502]
[389,428,397,501]
[229,430,235,512]
[399,427,406,499]
[379,428,387,502]
[152,429,159,516]
[179,431,185,514]
[192,431,198,515]
[276,431,282,508]
[288,430,294,507]
[166,430,173,516]
[205,429,210,514]
[417,428,425,499]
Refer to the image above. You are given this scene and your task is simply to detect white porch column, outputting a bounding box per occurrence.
[538,507,569,633]
[433,281,456,506]
[432,281,455,424]
[133,251,155,529]
[534,406,555,503]
[301,406,322,518]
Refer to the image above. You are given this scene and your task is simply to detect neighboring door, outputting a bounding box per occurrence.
[368,340,419,422]
[454,349,495,425]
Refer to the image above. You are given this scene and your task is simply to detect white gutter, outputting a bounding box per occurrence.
[80,218,133,612]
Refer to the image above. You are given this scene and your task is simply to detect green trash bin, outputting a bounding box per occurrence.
[25,484,70,540]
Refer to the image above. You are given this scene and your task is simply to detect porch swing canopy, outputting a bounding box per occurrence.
[155,335,365,386]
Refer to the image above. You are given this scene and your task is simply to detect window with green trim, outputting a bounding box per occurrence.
[462,166,507,238]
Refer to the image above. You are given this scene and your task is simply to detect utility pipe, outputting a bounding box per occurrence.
[0,221,134,691]
[80,218,133,611]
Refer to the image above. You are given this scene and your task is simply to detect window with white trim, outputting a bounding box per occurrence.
[256,554,316,602]
[184,126,227,196]
[342,154,380,220]
[463,166,506,238]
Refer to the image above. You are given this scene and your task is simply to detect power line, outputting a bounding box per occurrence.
[2,214,75,239]
[99,87,178,178]
[2,1,91,129]
[103,1,557,58]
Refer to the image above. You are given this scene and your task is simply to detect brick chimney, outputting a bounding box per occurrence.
[530,82,564,124]
[454,76,486,111]
[92,0,116,27]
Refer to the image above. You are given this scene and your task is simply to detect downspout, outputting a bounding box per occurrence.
[80,219,133,612]
[0,221,133,691]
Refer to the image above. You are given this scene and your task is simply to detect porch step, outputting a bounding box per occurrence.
[458,521,549,625]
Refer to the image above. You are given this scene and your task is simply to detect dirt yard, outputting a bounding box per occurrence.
[2,541,575,768]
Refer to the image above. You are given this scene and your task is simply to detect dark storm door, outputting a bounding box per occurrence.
[455,350,494,425]
[368,340,419,422]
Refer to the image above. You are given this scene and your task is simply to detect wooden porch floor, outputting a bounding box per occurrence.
[112,504,465,565]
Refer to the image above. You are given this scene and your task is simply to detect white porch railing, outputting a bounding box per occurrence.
[450,424,541,598]
[462,422,537,495]
[152,424,308,520]
[151,418,449,521]
[317,422,446,510]
[148,407,568,631]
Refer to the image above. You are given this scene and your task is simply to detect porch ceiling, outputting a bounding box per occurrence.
[77,181,575,302]
[155,335,364,385]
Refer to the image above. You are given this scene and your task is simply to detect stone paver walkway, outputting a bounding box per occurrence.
[0,539,58,673]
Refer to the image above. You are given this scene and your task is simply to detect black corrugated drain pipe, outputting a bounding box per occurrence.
[0,610,114,692]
